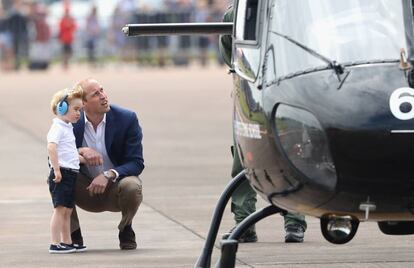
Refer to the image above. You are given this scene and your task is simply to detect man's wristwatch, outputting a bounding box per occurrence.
[103,170,116,182]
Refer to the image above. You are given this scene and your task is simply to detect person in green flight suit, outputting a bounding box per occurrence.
[219,5,307,243]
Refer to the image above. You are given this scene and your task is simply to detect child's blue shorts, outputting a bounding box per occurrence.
[48,168,78,208]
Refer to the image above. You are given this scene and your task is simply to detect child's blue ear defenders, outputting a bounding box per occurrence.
[56,93,69,116]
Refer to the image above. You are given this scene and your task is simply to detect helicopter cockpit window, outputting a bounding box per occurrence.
[268,0,408,78]
[235,0,259,41]
[234,0,262,81]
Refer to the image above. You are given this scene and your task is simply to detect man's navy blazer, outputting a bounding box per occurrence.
[73,104,144,179]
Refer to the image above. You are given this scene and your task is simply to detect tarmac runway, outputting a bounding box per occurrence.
[1,64,414,267]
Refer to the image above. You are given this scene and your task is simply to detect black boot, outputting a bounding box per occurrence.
[285,224,305,243]
[222,225,258,243]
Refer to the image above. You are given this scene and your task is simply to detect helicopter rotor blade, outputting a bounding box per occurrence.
[122,22,233,37]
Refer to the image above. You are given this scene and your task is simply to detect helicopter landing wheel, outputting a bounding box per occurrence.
[320,216,359,244]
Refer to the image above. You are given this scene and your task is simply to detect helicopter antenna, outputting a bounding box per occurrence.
[269,30,344,75]
[399,48,412,70]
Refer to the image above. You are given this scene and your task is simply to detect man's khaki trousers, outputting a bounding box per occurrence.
[71,172,143,232]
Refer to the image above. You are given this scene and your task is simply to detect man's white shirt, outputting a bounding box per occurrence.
[82,113,119,180]
[47,118,80,170]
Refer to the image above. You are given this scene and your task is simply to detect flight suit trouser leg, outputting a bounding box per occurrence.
[231,179,257,224]
[284,212,307,230]
[231,145,256,233]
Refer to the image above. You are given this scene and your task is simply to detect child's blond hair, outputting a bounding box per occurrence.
[50,85,84,115]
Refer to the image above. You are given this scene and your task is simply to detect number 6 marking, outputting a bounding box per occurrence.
[390,87,414,120]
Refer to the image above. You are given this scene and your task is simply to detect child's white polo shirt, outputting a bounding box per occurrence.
[47,118,80,170]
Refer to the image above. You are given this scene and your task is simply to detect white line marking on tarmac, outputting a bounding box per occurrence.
[0,199,49,204]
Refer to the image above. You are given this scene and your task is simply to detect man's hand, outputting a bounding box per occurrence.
[79,147,103,166]
[86,174,109,196]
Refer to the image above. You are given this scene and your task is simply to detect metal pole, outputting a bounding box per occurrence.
[216,205,285,268]
[194,170,247,268]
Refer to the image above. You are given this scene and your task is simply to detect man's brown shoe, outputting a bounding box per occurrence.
[119,224,137,250]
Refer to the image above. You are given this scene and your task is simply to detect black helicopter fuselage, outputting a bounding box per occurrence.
[234,62,414,221]
[228,0,414,222]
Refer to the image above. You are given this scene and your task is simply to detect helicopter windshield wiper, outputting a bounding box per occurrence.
[269,30,345,77]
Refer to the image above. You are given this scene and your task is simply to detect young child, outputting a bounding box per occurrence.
[47,86,86,254]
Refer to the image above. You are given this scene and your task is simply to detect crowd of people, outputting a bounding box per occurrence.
[0,0,230,72]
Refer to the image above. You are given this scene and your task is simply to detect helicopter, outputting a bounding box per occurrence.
[123,0,414,267]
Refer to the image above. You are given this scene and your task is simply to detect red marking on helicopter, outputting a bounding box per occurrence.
[246,151,254,162]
